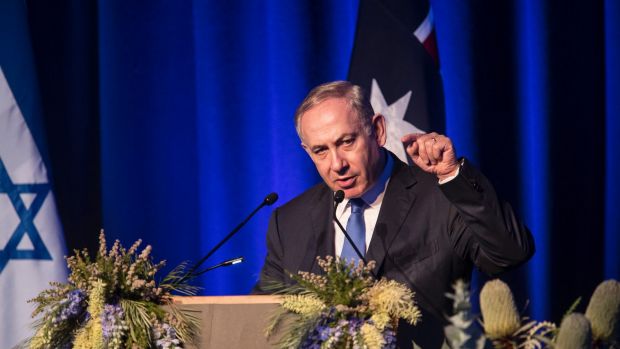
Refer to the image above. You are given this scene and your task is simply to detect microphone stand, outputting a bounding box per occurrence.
[332,191,376,278]
[182,192,278,282]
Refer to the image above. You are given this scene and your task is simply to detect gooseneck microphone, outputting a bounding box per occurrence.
[334,190,345,205]
[193,256,244,277]
[333,190,369,266]
[186,192,279,279]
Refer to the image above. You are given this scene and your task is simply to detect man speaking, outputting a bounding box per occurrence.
[254,81,534,348]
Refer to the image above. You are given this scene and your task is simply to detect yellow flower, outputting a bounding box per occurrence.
[282,294,326,317]
[479,279,520,339]
[73,280,106,349]
[370,312,391,331]
[363,279,421,326]
[360,323,385,349]
[585,279,620,342]
[29,326,52,349]
[555,314,591,349]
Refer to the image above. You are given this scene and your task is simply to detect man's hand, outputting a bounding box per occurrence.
[401,132,460,181]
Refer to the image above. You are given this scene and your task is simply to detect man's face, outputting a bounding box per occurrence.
[299,98,386,198]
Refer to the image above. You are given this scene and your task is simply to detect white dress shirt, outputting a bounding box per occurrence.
[334,153,394,257]
[334,153,460,257]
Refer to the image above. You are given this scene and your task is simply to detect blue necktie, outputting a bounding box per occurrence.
[340,198,366,262]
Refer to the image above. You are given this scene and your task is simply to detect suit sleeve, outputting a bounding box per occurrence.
[251,209,286,294]
[439,158,535,275]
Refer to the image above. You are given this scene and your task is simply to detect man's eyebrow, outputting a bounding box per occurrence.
[307,133,358,152]
[310,144,327,152]
[336,133,357,142]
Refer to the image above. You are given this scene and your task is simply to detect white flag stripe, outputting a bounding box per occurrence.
[0,68,48,184]
[0,66,67,348]
[413,8,434,43]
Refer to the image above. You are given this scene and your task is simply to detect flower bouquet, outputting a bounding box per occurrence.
[26,231,200,349]
[266,256,421,349]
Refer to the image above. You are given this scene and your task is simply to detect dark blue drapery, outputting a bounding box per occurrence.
[26,0,619,322]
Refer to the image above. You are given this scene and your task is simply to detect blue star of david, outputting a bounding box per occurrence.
[0,158,52,273]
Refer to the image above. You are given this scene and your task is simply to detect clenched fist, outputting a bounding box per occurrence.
[401,132,460,181]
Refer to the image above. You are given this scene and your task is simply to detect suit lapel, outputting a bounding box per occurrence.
[297,185,335,274]
[366,157,418,274]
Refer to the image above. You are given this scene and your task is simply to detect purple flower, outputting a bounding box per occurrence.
[153,322,181,349]
[301,311,400,349]
[382,326,397,349]
[301,314,358,349]
[317,325,331,341]
[301,315,337,348]
[346,317,364,336]
[53,289,86,324]
[101,303,124,340]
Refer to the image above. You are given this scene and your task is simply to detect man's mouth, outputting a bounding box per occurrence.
[335,176,356,188]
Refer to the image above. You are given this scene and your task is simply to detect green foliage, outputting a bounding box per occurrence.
[443,280,487,349]
[120,299,156,347]
[27,230,200,349]
[269,310,320,349]
[289,256,375,308]
[29,281,72,318]
[161,261,202,296]
[563,297,582,320]
[66,232,167,303]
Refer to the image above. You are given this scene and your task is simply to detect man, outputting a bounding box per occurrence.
[254,81,534,348]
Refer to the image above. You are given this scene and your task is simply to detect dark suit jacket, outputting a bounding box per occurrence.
[254,153,534,348]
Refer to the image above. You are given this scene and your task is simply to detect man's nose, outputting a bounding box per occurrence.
[330,150,347,173]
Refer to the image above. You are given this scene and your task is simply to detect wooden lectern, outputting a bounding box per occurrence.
[173,295,283,349]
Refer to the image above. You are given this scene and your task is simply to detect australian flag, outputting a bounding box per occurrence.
[348,0,445,164]
[0,1,68,347]
[348,1,447,346]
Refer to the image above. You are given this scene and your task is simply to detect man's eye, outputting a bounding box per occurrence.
[343,138,354,145]
[314,148,327,155]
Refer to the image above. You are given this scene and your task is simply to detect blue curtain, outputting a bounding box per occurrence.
[95,0,360,294]
[26,0,619,323]
[605,0,620,282]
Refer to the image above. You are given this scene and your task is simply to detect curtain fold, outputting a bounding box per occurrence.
[23,0,618,322]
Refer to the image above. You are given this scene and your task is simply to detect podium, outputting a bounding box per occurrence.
[173,295,283,349]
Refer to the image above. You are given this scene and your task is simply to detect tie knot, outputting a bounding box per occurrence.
[349,198,365,214]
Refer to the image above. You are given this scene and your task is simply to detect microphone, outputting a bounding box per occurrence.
[263,192,279,206]
[334,190,345,205]
[193,256,244,277]
[332,190,370,267]
[187,192,278,279]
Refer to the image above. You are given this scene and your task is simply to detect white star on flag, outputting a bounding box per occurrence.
[370,79,424,163]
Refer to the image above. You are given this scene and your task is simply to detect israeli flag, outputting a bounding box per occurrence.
[0,2,68,347]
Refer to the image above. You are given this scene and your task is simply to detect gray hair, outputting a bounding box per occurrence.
[294,81,375,139]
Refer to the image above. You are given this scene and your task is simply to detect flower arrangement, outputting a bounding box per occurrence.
[26,231,200,349]
[266,256,421,349]
[444,278,620,349]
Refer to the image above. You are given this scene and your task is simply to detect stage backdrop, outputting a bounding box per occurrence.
[21,0,619,325]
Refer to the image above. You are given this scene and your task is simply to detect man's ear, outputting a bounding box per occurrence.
[372,114,387,147]
[301,142,311,155]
